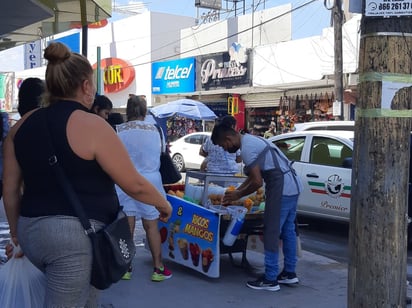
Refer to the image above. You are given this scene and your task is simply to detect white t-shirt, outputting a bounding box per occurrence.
[115,119,166,208]
[202,137,240,174]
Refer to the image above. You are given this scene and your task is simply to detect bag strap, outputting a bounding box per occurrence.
[43,109,95,235]
[154,124,166,154]
[249,135,301,193]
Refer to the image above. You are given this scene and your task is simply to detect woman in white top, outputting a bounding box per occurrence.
[115,95,172,282]
[199,115,241,174]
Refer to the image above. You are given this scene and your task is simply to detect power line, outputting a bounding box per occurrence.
[122,0,318,69]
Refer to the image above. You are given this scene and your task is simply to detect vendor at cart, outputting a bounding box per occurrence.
[211,123,302,291]
[199,115,242,175]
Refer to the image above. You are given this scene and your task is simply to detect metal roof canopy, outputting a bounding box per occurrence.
[0,0,111,50]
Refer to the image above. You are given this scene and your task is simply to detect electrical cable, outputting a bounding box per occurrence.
[121,0,319,69]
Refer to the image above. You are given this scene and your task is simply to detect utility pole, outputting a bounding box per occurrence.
[80,0,88,57]
[348,1,412,307]
[333,0,344,120]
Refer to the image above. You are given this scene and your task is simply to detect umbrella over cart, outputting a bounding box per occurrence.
[149,99,217,121]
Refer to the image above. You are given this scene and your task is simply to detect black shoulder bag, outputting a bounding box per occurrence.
[155,124,182,184]
[44,109,135,290]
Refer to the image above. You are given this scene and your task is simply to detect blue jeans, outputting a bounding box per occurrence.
[265,194,299,281]
[18,215,105,308]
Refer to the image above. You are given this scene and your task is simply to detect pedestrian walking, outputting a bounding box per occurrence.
[3,42,172,307]
[91,94,113,120]
[108,112,124,130]
[17,77,45,116]
[263,123,276,139]
[211,123,302,291]
[115,94,173,282]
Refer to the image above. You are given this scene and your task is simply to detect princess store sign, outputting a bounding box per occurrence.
[200,43,250,90]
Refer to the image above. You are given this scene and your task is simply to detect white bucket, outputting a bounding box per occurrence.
[222,206,248,246]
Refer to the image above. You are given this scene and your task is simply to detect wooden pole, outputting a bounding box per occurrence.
[348,2,412,307]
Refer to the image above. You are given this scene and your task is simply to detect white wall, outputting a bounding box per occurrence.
[86,12,195,108]
[253,36,324,86]
[253,14,361,87]
[150,12,195,61]
[319,14,361,76]
[1,12,195,109]
[180,4,292,57]
[236,5,292,48]
[0,45,25,72]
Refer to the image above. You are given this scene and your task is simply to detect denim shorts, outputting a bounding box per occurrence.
[18,215,105,308]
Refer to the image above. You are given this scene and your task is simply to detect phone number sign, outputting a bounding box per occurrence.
[366,0,412,16]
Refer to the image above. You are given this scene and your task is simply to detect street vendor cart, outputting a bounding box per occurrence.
[160,171,265,278]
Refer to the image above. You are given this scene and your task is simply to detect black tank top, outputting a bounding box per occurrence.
[14,100,119,224]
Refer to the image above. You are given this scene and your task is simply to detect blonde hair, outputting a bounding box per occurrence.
[44,42,93,105]
[126,95,147,121]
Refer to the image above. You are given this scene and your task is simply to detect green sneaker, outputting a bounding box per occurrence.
[122,270,132,280]
[151,265,173,282]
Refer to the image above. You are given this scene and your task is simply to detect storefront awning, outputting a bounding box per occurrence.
[152,77,353,109]
[0,0,111,51]
[168,79,335,108]
[243,83,335,108]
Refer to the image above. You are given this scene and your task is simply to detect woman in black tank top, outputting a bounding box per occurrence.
[3,42,172,307]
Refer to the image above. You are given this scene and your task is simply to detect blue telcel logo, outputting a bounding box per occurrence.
[152,57,196,94]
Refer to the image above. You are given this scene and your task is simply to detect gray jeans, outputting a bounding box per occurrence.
[18,215,104,308]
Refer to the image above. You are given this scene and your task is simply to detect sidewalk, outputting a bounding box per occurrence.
[0,201,410,308]
[99,247,351,308]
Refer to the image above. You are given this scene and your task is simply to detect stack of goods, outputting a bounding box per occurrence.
[164,184,185,197]
[167,189,184,198]
[208,186,265,213]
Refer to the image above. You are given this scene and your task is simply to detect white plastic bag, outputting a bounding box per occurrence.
[0,243,46,308]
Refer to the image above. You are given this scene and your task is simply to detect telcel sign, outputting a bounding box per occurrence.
[152,58,196,94]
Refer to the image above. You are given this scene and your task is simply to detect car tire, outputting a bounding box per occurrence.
[172,153,185,172]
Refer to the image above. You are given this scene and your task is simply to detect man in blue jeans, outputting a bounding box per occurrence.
[211,123,302,291]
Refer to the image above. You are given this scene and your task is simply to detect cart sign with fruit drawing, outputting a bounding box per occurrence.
[159,195,221,278]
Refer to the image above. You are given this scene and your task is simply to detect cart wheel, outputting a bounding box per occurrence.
[172,153,185,172]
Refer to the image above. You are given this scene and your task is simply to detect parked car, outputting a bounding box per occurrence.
[293,120,354,132]
[169,132,211,172]
[268,130,412,242]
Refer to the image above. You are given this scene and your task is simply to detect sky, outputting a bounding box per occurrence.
[111,0,332,40]
[0,0,332,72]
